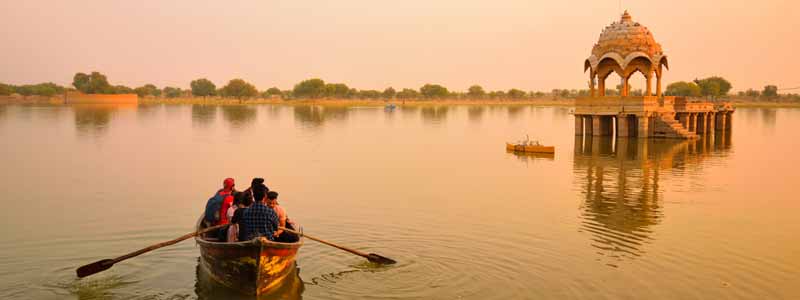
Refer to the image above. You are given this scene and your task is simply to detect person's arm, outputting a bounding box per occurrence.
[273,207,286,237]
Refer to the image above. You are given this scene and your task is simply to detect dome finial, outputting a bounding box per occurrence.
[621,10,632,23]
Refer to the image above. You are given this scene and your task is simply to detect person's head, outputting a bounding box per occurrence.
[266,191,279,207]
[251,178,264,189]
[232,192,243,207]
[223,178,235,191]
[252,183,268,203]
[238,191,253,207]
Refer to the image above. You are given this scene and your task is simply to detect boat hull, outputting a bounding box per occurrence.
[195,219,303,296]
[506,143,555,154]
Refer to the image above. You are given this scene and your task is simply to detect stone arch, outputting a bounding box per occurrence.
[621,57,654,96]
[622,52,654,70]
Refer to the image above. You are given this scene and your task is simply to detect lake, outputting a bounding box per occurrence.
[0,103,798,299]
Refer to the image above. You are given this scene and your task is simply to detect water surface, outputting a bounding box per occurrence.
[0,103,798,299]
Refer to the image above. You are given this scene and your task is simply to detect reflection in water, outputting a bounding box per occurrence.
[194,259,304,300]
[136,104,161,121]
[293,106,349,129]
[420,106,449,124]
[760,108,777,129]
[192,105,218,127]
[63,274,138,300]
[222,105,258,128]
[506,150,555,165]
[507,106,526,119]
[73,104,136,137]
[467,106,485,122]
[399,106,419,120]
[573,136,731,264]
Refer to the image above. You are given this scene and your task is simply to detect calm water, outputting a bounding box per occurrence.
[0,103,798,299]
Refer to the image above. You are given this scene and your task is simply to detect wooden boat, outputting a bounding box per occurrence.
[195,217,303,296]
[506,142,555,154]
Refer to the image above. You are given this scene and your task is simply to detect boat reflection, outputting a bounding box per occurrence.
[506,149,555,163]
[195,259,305,300]
[73,103,136,137]
[573,135,731,264]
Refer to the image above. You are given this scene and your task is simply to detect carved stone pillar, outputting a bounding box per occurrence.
[656,73,662,98]
[575,115,584,136]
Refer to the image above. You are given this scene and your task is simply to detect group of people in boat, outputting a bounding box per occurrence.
[203,177,298,243]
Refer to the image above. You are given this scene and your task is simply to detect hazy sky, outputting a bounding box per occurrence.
[1,0,798,92]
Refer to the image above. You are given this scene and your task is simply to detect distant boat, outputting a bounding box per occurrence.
[506,142,555,154]
[384,103,396,111]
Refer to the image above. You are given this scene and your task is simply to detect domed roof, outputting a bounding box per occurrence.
[585,11,668,73]
[592,11,662,58]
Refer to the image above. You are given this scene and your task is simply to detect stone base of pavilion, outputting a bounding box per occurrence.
[574,96,734,139]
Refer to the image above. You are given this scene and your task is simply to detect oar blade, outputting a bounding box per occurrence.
[76,259,115,278]
[367,253,396,265]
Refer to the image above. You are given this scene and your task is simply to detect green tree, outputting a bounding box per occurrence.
[190,78,216,97]
[762,85,778,99]
[323,83,350,98]
[293,78,326,99]
[16,85,34,97]
[508,89,526,99]
[745,89,761,98]
[467,85,486,99]
[665,81,702,97]
[396,88,419,99]
[134,84,160,97]
[262,87,283,98]
[163,86,182,98]
[382,87,396,99]
[420,84,448,99]
[30,82,64,96]
[694,76,732,98]
[72,71,113,94]
[358,90,381,99]
[489,91,506,99]
[0,83,12,96]
[221,79,258,99]
[112,85,133,94]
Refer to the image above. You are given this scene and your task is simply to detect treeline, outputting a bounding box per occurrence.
[0,71,558,100]
[3,72,798,102]
[664,76,799,101]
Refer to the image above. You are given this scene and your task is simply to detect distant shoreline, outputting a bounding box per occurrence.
[2,95,799,108]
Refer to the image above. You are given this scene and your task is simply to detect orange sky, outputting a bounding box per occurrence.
[1,0,798,92]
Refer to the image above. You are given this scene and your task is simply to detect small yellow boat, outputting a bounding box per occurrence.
[506,142,555,154]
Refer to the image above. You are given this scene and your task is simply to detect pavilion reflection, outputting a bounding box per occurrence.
[573,135,731,263]
[73,103,136,137]
[221,105,257,128]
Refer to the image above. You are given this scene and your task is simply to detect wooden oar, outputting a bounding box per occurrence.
[280,227,396,265]
[76,224,229,278]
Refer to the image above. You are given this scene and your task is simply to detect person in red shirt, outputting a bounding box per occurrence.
[217,178,236,226]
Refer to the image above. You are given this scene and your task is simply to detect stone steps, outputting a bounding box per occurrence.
[652,116,697,139]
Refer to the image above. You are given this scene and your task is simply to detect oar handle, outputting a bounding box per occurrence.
[280,227,370,258]
[112,224,229,263]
